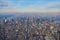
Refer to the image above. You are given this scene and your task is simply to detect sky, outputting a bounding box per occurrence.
[0,0,60,13]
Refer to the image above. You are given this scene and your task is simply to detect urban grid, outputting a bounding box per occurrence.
[0,15,60,40]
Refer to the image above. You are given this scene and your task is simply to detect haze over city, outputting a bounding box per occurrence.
[0,0,60,40]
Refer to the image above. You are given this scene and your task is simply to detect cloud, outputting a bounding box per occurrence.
[0,0,19,9]
[21,1,60,10]
[42,2,60,9]
[0,0,8,9]
[0,0,60,9]
[0,0,60,13]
